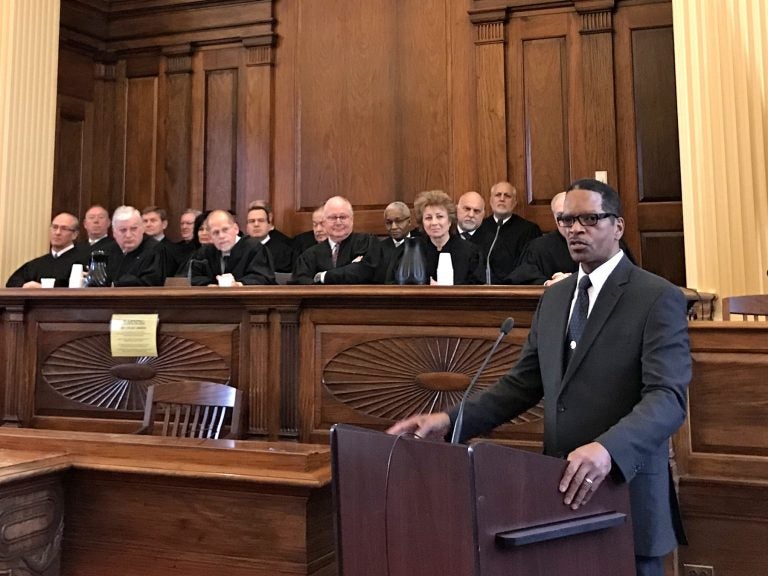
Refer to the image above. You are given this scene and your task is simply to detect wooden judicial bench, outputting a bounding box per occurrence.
[0,286,766,575]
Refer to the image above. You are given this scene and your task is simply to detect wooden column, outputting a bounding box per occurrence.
[574,1,617,182]
[161,44,194,237]
[472,11,509,195]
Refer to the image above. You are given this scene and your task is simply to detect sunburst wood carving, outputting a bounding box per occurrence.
[41,334,230,411]
[323,336,544,424]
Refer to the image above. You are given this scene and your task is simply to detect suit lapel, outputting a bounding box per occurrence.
[558,257,633,395]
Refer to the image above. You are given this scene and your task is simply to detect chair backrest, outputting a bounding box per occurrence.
[142,381,243,439]
[275,271,293,285]
[722,295,768,321]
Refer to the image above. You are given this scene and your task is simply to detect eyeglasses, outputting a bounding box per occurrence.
[325,215,351,223]
[556,213,617,228]
[50,224,76,232]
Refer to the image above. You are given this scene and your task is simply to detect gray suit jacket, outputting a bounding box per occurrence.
[452,255,691,556]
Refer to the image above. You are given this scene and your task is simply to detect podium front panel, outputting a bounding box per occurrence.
[332,425,477,576]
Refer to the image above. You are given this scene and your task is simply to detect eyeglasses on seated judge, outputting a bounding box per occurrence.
[556,213,617,228]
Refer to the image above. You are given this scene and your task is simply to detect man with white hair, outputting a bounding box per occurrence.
[107,206,166,286]
[292,196,381,284]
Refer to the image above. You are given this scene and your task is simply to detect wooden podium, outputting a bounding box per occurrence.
[331,424,634,576]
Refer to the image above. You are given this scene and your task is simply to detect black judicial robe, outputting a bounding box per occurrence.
[504,231,576,285]
[476,214,542,284]
[106,237,167,287]
[189,236,276,286]
[6,246,89,287]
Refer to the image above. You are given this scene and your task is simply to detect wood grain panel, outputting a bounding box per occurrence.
[475,20,508,199]
[614,2,683,282]
[53,105,87,219]
[507,11,572,221]
[161,52,193,237]
[396,0,451,196]
[632,27,680,202]
[204,68,237,212]
[679,479,768,576]
[297,0,396,210]
[124,76,158,208]
[689,350,768,457]
[522,37,569,200]
[640,231,686,287]
[63,470,329,576]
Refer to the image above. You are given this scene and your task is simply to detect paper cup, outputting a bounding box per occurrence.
[41,278,56,288]
[217,274,234,287]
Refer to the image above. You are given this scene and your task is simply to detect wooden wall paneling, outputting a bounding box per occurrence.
[574,6,617,185]
[678,479,768,576]
[473,14,509,200]
[242,41,274,212]
[506,11,573,230]
[395,0,451,198]
[279,309,300,438]
[296,0,397,213]
[247,310,270,436]
[522,37,569,202]
[123,57,160,209]
[271,0,301,234]
[449,0,480,198]
[201,48,240,213]
[614,1,684,285]
[1,305,25,426]
[53,95,92,219]
[161,45,194,239]
[91,59,118,212]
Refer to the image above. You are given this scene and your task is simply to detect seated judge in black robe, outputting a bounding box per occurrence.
[107,206,167,287]
[291,196,381,285]
[189,210,275,286]
[6,212,89,288]
[504,230,576,285]
[386,190,484,285]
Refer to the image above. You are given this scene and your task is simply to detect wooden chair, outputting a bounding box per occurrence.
[138,381,243,439]
[722,294,768,321]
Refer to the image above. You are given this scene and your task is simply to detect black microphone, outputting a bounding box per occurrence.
[450,317,514,444]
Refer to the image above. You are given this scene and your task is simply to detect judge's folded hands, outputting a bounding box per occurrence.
[386,412,451,442]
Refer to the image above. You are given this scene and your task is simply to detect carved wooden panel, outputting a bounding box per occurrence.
[324,336,523,420]
[34,324,235,420]
[38,334,230,412]
[0,476,63,576]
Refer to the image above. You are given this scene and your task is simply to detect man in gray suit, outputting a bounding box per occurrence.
[388,179,690,576]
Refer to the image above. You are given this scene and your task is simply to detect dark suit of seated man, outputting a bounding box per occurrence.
[189,209,275,286]
[291,196,381,285]
[106,206,167,287]
[6,212,89,288]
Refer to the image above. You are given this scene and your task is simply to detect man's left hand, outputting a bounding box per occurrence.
[559,442,612,510]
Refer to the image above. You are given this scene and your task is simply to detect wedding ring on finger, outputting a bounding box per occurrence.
[583,477,594,488]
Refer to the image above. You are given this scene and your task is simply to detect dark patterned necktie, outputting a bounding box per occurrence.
[565,275,592,363]
[331,243,339,268]
[220,254,229,274]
